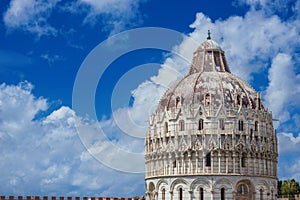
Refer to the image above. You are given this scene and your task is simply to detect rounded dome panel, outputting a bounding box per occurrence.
[197,39,221,50]
[156,39,263,112]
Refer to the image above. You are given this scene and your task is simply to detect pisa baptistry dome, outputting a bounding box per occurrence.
[145,35,278,200]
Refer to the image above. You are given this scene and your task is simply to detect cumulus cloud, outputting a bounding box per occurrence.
[277,132,300,181]
[186,9,299,81]
[264,53,300,122]
[0,82,144,196]
[237,0,298,16]
[77,0,142,35]
[3,0,60,37]
[3,0,143,36]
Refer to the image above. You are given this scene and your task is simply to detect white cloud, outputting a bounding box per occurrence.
[40,54,63,66]
[187,10,299,81]
[237,0,298,16]
[3,0,143,37]
[264,53,300,123]
[277,132,300,181]
[0,82,144,196]
[77,0,142,35]
[3,0,60,37]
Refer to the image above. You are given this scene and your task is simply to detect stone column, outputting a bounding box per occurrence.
[258,155,261,175]
[202,153,205,173]
[195,151,198,173]
[211,153,214,173]
[169,191,173,200]
[253,156,255,175]
[163,154,166,175]
[226,153,229,173]
[182,153,185,174]
[169,154,173,175]
[233,153,236,174]
[218,152,221,173]
[188,190,193,200]
[246,154,250,175]
[176,154,180,175]
[239,154,242,174]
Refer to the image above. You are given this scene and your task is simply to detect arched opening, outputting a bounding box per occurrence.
[271,189,274,200]
[260,189,263,200]
[241,153,246,168]
[161,188,165,200]
[164,122,168,133]
[238,120,244,131]
[179,188,183,200]
[179,120,185,131]
[235,181,253,200]
[199,187,204,200]
[255,121,259,131]
[221,188,225,200]
[237,184,248,195]
[206,152,211,167]
[173,160,176,168]
[176,96,181,108]
[198,119,204,131]
[236,94,241,106]
[219,119,225,130]
[148,182,155,200]
[205,94,210,106]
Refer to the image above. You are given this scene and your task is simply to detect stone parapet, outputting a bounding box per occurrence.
[0,197,145,200]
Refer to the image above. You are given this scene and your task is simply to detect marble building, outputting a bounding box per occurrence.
[145,33,278,200]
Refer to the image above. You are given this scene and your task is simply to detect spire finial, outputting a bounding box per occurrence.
[207,30,211,40]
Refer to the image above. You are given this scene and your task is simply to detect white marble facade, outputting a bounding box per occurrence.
[145,37,278,200]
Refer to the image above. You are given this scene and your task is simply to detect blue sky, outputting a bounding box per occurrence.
[0,0,300,197]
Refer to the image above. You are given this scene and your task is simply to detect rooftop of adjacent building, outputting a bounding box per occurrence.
[0,196,145,200]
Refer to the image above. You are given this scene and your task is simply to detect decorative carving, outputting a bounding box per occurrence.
[223,136,231,150]
[166,139,175,152]
[192,137,202,150]
[179,136,188,152]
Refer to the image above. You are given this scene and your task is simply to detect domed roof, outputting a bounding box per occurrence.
[156,36,263,112]
[196,38,221,51]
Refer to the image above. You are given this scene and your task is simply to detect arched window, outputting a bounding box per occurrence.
[271,189,274,200]
[173,160,176,168]
[241,155,246,167]
[255,121,259,131]
[164,122,168,133]
[206,152,211,167]
[162,188,165,200]
[179,188,183,200]
[260,189,263,200]
[176,96,181,108]
[237,184,248,195]
[198,119,204,131]
[199,187,204,200]
[221,188,225,200]
[219,119,225,130]
[205,94,210,106]
[179,120,185,131]
[238,120,244,131]
[236,94,241,106]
